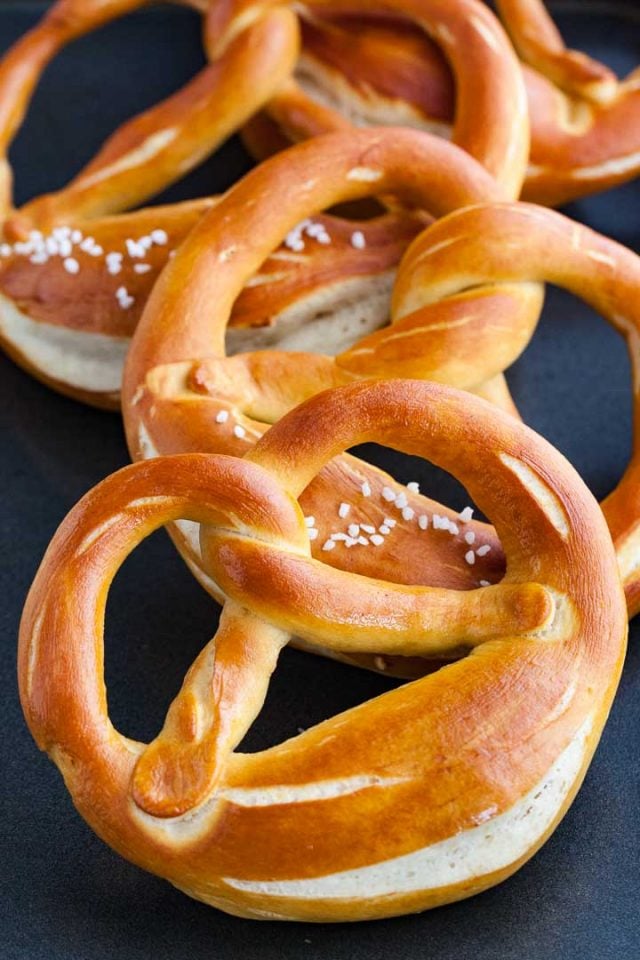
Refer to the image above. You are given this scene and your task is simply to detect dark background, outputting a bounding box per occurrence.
[1,2,639,957]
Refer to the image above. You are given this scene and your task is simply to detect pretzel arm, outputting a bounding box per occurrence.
[15,9,300,229]
[204,532,555,655]
[132,607,288,817]
[496,0,617,104]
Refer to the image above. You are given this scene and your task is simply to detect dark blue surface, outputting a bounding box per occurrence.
[1,2,639,958]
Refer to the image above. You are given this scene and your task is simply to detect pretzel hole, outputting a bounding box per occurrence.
[229,268,398,358]
[338,442,505,593]
[507,285,631,501]
[237,647,402,754]
[105,527,220,743]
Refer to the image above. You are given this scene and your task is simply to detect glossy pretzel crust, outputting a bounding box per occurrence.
[19,381,627,921]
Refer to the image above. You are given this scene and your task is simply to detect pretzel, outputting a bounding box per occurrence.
[19,380,627,921]
[207,0,530,200]
[0,0,300,405]
[122,128,548,672]
[383,199,640,615]
[244,0,640,206]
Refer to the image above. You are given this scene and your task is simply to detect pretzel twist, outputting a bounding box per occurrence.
[388,200,640,614]
[122,130,546,661]
[19,380,627,921]
[248,0,640,205]
[0,0,300,405]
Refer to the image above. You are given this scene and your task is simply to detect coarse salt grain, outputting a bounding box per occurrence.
[464,531,476,545]
[233,425,246,439]
[361,524,376,535]
[322,539,336,552]
[304,516,316,527]
[151,229,168,245]
[402,506,415,521]
[348,524,360,538]
[465,550,476,565]
[307,528,319,541]
[361,481,371,497]
[63,257,79,274]
[126,238,145,258]
[480,580,490,587]
[418,515,429,530]
[407,481,420,493]
[379,525,391,535]
[476,544,491,557]
[134,263,152,274]
[382,487,396,502]
[384,517,396,528]
[350,230,366,250]
[370,534,384,546]
[338,502,350,519]
[459,506,474,523]
[215,410,229,423]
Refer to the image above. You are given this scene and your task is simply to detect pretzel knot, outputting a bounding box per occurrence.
[20,381,626,922]
[123,129,543,640]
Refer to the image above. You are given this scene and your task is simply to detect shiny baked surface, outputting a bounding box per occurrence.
[2,0,640,956]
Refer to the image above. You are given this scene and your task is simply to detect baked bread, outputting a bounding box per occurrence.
[0,0,299,405]
[19,380,627,921]
[122,128,542,671]
[392,200,640,614]
[208,0,530,198]
[243,0,640,205]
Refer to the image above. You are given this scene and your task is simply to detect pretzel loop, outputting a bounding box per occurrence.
[207,0,530,198]
[0,0,304,406]
[391,200,640,611]
[249,0,640,205]
[0,0,300,232]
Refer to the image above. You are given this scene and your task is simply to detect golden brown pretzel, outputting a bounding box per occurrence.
[386,199,640,615]
[19,380,627,921]
[0,0,300,405]
[122,129,546,661]
[207,0,530,199]
[0,196,426,408]
[247,0,640,205]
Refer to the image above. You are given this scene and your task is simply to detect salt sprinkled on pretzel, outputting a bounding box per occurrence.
[0,0,301,405]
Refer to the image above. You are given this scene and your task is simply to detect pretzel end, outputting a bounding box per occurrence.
[132,737,218,819]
